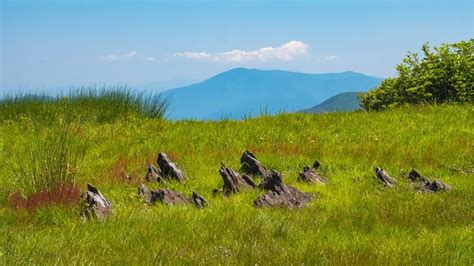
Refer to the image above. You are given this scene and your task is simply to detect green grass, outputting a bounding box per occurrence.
[0,102,473,264]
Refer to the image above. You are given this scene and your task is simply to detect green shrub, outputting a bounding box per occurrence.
[361,39,473,111]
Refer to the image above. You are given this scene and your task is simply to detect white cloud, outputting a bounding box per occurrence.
[101,50,137,61]
[145,57,156,62]
[176,41,309,63]
[175,52,211,60]
[324,55,338,61]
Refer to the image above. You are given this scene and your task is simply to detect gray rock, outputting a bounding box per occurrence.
[138,183,154,204]
[298,165,326,184]
[240,150,271,178]
[144,164,164,182]
[407,169,451,192]
[219,165,256,195]
[375,167,396,187]
[157,153,186,182]
[191,191,208,209]
[80,184,111,219]
[138,184,208,208]
[152,188,189,205]
[254,170,312,209]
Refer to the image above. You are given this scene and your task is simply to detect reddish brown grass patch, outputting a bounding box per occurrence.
[8,185,81,211]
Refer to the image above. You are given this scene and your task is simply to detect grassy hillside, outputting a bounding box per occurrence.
[0,101,473,264]
[301,91,362,113]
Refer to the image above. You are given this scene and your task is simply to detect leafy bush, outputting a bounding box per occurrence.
[361,39,473,111]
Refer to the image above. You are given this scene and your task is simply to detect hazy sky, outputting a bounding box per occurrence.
[1,0,473,93]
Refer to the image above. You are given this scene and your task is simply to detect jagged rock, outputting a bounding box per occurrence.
[240,150,271,178]
[407,169,428,182]
[424,179,452,192]
[80,184,111,219]
[157,153,186,182]
[375,167,396,187]
[138,184,208,208]
[219,165,256,195]
[152,188,189,205]
[144,164,164,182]
[313,160,321,170]
[259,170,284,190]
[191,191,208,209]
[407,169,451,192]
[298,165,326,184]
[254,170,312,209]
[138,183,154,204]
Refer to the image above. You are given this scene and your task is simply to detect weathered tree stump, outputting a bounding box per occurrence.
[298,165,326,184]
[191,191,208,209]
[240,150,271,178]
[407,169,451,192]
[254,170,312,209]
[144,164,164,182]
[375,167,396,187]
[219,165,256,195]
[157,153,186,182]
[80,184,111,219]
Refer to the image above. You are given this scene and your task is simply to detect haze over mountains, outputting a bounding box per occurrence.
[163,68,382,119]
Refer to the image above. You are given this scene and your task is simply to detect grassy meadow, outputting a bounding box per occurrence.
[0,93,473,264]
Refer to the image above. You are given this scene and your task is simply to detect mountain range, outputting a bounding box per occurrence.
[162,68,383,119]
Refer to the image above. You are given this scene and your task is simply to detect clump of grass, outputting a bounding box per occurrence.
[0,86,169,123]
[10,119,88,197]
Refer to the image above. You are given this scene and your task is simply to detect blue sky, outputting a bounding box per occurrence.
[1,0,473,93]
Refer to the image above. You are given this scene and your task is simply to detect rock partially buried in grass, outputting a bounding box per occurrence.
[298,165,326,184]
[191,191,208,209]
[138,184,208,208]
[407,169,452,192]
[153,188,189,205]
[240,150,271,178]
[157,152,186,182]
[144,164,164,182]
[375,167,396,187]
[254,171,312,209]
[80,184,111,219]
[218,164,256,195]
[138,183,154,204]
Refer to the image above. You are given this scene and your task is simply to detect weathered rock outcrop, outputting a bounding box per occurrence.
[157,153,186,182]
[298,165,326,184]
[407,169,451,192]
[240,150,271,178]
[80,184,111,219]
[153,188,189,205]
[375,167,396,187]
[191,191,208,209]
[138,184,207,208]
[219,165,256,195]
[254,171,312,209]
[144,164,164,182]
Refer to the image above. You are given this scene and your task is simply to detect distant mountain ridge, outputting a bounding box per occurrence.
[300,92,363,113]
[163,68,383,119]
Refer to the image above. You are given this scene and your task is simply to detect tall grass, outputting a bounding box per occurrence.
[0,86,169,123]
[10,119,88,196]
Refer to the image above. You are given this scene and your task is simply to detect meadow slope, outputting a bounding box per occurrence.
[0,104,473,264]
